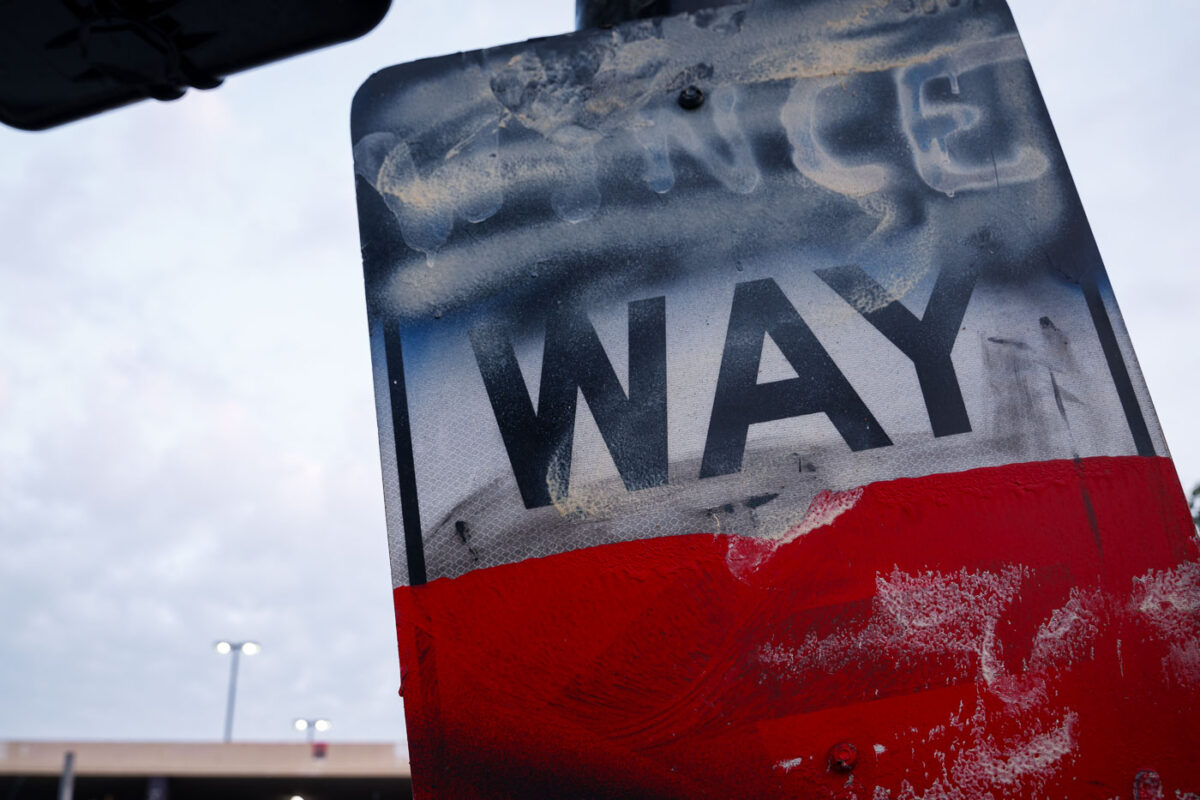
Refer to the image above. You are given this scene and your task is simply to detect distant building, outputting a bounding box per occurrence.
[0,740,412,799]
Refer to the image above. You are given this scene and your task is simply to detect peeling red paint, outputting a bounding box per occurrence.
[394,456,1200,798]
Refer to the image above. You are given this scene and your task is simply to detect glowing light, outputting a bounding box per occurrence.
[214,641,232,655]
[240,642,261,656]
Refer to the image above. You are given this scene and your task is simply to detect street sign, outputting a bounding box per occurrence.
[351,1,1200,797]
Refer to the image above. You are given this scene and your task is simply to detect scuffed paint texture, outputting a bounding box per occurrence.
[352,0,1072,314]
[394,457,1200,798]
[725,486,863,578]
[1131,561,1200,688]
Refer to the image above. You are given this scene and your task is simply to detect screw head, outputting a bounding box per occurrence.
[829,742,858,772]
[1134,771,1164,800]
[678,85,705,110]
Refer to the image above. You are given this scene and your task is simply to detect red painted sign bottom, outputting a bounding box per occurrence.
[394,457,1200,799]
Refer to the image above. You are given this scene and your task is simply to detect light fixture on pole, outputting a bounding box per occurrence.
[292,717,331,743]
[214,640,260,743]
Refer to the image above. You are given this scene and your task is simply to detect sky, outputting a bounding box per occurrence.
[0,0,1196,746]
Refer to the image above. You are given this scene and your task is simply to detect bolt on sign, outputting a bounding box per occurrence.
[350,1,1200,797]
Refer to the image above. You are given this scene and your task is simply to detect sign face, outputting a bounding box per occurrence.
[351,2,1200,797]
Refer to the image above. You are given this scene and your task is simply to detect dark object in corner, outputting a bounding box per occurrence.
[0,0,391,130]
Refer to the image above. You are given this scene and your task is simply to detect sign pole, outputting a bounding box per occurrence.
[57,751,75,800]
[575,0,739,29]
[222,648,240,743]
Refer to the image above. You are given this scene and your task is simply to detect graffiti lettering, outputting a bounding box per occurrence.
[896,35,1048,196]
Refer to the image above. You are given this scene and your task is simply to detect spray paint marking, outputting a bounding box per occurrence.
[394,456,1200,799]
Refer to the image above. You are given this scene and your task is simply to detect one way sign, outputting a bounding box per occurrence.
[351,1,1199,796]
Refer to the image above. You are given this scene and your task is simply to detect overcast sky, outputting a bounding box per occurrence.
[0,1,1196,746]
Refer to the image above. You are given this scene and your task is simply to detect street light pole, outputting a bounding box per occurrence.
[222,647,240,744]
[215,640,260,743]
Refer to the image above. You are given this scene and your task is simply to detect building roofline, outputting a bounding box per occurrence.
[0,740,411,778]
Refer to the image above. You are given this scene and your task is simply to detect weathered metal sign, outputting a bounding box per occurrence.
[351,1,1200,796]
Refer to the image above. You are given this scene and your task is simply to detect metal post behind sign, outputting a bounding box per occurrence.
[57,751,74,800]
[146,776,169,800]
[576,0,739,29]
